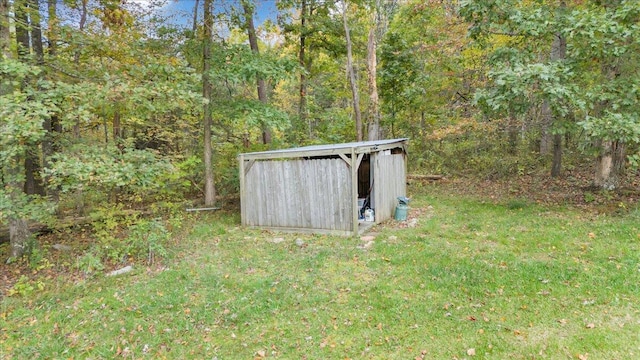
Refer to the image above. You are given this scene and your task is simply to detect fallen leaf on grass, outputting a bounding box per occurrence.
[578,353,588,360]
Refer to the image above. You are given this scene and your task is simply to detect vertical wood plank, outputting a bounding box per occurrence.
[239,155,246,226]
[372,153,407,223]
[351,149,358,236]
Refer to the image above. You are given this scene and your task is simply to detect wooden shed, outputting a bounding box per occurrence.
[238,138,408,236]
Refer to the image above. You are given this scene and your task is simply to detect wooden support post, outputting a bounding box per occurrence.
[239,154,246,226]
[351,148,358,237]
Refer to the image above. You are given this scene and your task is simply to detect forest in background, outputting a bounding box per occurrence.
[1,0,639,264]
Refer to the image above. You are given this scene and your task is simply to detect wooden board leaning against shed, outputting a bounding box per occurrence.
[238,138,408,236]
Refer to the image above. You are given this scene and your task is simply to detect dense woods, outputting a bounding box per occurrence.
[1,0,639,263]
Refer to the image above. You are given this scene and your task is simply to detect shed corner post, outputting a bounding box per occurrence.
[239,154,246,226]
[403,141,408,187]
[350,148,358,237]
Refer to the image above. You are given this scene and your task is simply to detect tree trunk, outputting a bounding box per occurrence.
[507,113,518,155]
[1,0,32,262]
[24,148,44,195]
[540,31,566,153]
[44,0,61,201]
[202,0,216,206]
[594,30,624,189]
[342,2,363,142]
[74,0,88,65]
[43,114,61,201]
[594,140,625,190]
[242,0,271,144]
[366,18,380,141]
[551,133,562,177]
[6,156,31,260]
[15,0,30,59]
[15,0,45,196]
[29,0,43,64]
[47,0,57,55]
[540,29,567,177]
[9,218,30,261]
[113,110,122,140]
[299,0,309,137]
[0,0,10,58]
[192,0,199,33]
[539,100,552,155]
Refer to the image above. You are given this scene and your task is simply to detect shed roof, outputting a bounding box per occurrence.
[240,138,408,160]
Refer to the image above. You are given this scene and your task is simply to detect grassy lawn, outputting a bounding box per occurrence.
[2,185,640,359]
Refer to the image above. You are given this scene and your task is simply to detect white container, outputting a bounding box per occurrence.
[364,209,375,222]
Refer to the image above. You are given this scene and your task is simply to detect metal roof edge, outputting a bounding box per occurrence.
[239,138,409,159]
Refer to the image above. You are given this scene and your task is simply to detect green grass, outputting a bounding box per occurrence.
[2,188,640,359]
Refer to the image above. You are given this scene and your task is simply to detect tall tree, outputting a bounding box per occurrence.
[0,0,32,261]
[462,0,640,188]
[192,0,200,33]
[0,0,9,58]
[47,0,57,55]
[14,0,46,196]
[543,30,567,177]
[29,0,44,64]
[15,0,30,58]
[365,0,397,141]
[380,1,469,148]
[461,0,576,175]
[202,0,216,206]
[365,0,381,141]
[241,0,271,144]
[580,0,639,189]
[278,0,342,142]
[342,1,363,141]
[298,0,309,133]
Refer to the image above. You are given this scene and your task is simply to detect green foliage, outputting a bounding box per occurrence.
[475,61,576,119]
[462,0,640,177]
[380,1,468,138]
[90,205,138,264]
[86,206,171,267]
[579,112,640,143]
[0,59,55,226]
[47,145,174,197]
[7,275,45,297]
[565,1,640,145]
[126,219,170,265]
[208,44,298,85]
[76,250,105,276]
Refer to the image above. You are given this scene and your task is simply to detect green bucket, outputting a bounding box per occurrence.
[394,204,409,221]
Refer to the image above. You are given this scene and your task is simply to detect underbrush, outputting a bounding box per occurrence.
[411,127,599,182]
[0,203,190,298]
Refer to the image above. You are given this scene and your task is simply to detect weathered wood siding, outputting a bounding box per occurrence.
[373,153,406,222]
[243,158,353,231]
